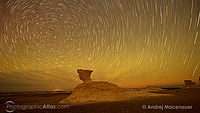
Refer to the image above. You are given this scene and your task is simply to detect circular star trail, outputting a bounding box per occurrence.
[0,0,200,90]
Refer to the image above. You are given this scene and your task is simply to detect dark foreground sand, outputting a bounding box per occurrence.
[0,88,200,113]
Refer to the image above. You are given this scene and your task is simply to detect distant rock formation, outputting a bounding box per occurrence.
[199,76,200,83]
[184,80,196,88]
[59,69,168,105]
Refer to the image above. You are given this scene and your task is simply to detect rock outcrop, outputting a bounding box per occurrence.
[184,80,197,88]
[59,69,168,105]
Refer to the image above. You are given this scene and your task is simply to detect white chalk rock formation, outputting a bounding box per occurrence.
[77,69,93,83]
[59,69,167,105]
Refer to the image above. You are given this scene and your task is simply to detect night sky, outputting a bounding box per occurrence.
[0,0,200,91]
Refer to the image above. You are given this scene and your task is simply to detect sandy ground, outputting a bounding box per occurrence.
[0,88,200,113]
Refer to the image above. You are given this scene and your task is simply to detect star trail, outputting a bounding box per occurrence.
[0,0,200,91]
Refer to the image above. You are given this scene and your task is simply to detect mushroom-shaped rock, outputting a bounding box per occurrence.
[77,69,93,83]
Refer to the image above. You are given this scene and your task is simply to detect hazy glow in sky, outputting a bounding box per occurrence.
[0,0,200,91]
